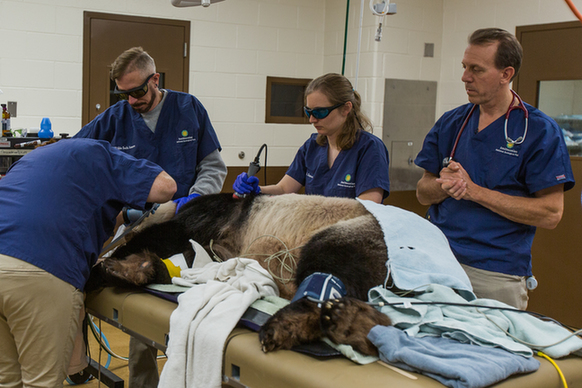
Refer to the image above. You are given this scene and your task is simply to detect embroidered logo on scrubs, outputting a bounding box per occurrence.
[338,173,356,189]
[115,145,136,151]
[177,130,196,144]
[495,145,519,158]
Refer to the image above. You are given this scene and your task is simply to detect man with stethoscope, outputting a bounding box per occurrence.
[415,28,574,310]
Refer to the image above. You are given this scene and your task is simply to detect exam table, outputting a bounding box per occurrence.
[85,287,582,388]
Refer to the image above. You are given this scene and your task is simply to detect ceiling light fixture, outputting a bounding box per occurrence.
[170,0,225,7]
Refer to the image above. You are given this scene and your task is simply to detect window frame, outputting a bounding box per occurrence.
[265,76,312,124]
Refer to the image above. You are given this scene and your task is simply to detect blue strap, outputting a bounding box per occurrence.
[292,272,347,303]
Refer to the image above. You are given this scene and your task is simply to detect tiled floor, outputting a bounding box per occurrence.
[64,317,166,387]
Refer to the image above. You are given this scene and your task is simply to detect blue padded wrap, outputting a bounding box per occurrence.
[291,272,347,303]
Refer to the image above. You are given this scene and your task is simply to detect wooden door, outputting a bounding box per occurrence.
[515,21,582,105]
[515,22,582,327]
[82,12,190,125]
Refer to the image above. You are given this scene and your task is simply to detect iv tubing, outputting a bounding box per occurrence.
[565,0,582,22]
[342,0,350,75]
[354,0,365,90]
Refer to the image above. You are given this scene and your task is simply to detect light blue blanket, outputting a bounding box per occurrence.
[358,199,475,301]
[369,284,582,358]
[368,325,540,388]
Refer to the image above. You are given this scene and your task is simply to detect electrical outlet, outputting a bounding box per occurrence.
[424,43,434,58]
[7,101,16,118]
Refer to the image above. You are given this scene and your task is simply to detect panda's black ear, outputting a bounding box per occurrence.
[152,256,173,284]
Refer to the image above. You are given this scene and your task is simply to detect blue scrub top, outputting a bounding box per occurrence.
[0,139,163,290]
[286,131,390,199]
[415,102,574,276]
[75,90,221,198]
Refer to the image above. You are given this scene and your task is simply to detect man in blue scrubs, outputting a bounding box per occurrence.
[0,139,176,387]
[75,46,227,207]
[74,47,227,387]
[415,28,574,310]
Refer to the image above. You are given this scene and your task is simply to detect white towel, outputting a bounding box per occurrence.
[158,258,278,388]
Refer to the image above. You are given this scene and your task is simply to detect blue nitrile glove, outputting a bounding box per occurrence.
[174,193,201,213]
[233,172,261,195]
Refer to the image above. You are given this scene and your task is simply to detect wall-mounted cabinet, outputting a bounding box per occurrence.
[382,79,436,191]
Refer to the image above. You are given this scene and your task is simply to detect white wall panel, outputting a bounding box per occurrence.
[257,51,299,77]
[235,75,266,99]
[236,25,278,51]
[217,0,260,25]
[190,46,217,73]
[191,72,236,98]
[258,3,299,29]
[192,20,237,48]
[215,49,258,74]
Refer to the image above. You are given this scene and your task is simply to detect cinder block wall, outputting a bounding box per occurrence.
[1,0,576,167]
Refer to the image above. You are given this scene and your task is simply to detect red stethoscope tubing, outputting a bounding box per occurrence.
[447,104,477,164]
[444,90,528,167]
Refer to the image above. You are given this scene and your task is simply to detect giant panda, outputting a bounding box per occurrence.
[88,193,393,356]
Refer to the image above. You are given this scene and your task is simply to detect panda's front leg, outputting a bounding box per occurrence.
[320,297,391,356]
[259,298,322,352]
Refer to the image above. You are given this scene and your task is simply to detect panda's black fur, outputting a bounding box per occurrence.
[88,193,393,355]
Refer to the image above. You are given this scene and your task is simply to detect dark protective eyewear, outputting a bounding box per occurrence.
[113,73,155,100]
[303,103,345,119]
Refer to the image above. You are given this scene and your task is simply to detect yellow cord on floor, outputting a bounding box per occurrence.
[537,351,568,388]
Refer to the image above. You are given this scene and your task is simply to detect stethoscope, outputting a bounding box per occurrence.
[442,90,529,168]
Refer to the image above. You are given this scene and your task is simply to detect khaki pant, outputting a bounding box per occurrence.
[67,307,89,376]
[0,254,84,388]
[461,264,529,310]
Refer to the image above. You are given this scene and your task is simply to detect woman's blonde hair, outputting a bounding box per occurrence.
[305,73,373,150]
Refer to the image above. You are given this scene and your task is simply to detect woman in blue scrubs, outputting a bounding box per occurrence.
[234,73,390,204]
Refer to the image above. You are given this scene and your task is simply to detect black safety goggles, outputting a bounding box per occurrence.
[113,73,155,100]
[303,103,345,119]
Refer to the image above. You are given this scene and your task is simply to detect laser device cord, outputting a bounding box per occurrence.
[234,144,268,198]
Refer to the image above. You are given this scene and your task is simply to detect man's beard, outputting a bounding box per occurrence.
[131,91,156,114]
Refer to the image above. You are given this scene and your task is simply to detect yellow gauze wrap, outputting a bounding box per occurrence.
[162,258,182,278]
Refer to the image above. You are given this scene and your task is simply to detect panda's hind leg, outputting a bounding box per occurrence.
[259,214,389,353]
